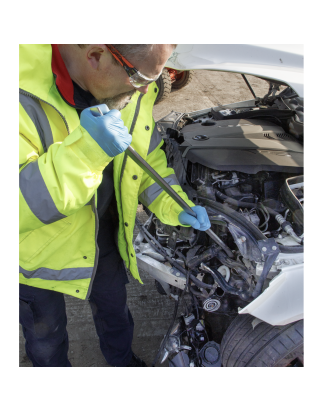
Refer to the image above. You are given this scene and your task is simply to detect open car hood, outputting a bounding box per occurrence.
[166,44,304,98]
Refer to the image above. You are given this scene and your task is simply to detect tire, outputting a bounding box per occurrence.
[220,314,304,367]
[171,70,194,90]
[155,68,172,104]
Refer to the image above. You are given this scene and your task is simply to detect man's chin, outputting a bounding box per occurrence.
[95,90,136,111]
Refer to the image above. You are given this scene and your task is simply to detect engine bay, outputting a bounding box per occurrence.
[134,88,304,366]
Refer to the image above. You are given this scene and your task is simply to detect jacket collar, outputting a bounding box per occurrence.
[51,45,95,109]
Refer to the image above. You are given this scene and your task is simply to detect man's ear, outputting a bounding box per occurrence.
[86,45,107,70]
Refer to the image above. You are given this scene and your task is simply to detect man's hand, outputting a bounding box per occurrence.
[178,206,211,231]
[80,104,132,157]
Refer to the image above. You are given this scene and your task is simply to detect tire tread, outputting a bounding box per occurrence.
[220,314,304,367]
[155,68,172,104]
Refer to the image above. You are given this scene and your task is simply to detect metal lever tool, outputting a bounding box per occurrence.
[90,106,233,256]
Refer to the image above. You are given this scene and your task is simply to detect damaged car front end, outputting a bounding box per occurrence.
[134,45,304,367]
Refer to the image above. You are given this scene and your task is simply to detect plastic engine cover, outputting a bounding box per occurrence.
[179,119,303,174]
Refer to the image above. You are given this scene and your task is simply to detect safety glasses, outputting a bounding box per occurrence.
[106,45,161,88]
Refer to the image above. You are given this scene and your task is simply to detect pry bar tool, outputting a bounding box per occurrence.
[90,106,233,257]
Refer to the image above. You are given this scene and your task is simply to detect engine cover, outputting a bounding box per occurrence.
[179,119,303,174]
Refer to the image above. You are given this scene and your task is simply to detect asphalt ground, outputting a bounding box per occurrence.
[19,71,269,367]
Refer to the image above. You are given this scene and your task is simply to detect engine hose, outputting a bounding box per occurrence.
[189,283,207,298]
[202,197,300,251]
[213,188,304,243]
[215,251,250,282]
[213,187,259,209]
[279,244,304,253]
[189,273,217,291]
[216,250,247,269]
[213,187,281,217]
[187,245,220,269]
[199,264,252,301]
[199,197,266,241]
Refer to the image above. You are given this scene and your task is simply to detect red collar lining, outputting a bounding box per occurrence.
[51,45,75,106]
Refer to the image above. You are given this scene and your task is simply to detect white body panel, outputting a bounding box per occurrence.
[239,263,304,326]
[167,44,304,98]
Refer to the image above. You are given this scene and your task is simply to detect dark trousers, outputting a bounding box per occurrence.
[19,222,134,367]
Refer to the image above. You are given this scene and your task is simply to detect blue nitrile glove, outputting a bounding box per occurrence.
[178,206,211,231]
[80,104,132,157]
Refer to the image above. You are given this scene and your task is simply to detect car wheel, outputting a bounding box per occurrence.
[155,68,172,104]
[171,70,194,90]
[220,314,304,367]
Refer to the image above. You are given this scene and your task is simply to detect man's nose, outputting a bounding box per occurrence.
[137,85,149,94]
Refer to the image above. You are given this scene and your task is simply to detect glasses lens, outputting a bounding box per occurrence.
[129,71,160,88]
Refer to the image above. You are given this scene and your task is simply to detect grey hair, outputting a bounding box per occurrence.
[78,44,177,62]
[111,45,155,62]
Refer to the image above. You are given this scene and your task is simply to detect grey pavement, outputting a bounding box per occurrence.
[19,70,269,367]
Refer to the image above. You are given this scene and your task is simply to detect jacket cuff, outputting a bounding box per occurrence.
[170,198,196,227]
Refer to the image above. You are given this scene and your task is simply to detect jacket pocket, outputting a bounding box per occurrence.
[19,218,71,264]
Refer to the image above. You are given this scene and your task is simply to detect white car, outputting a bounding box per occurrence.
[135,45,304,367]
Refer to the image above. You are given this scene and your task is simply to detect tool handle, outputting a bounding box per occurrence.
[90,106,106,116]
[90,106,197,218]
[126,145,197,218]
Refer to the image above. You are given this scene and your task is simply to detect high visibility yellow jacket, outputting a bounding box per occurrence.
[19,44,195,300]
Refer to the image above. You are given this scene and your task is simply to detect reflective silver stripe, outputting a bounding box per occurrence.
[139,174,180,207]
[147,124,163,155]
[20,266,92,281]
[20,161,67,224]
[19,91,54,153]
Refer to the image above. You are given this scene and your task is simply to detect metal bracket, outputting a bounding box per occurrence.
[136,253,187,290]
[257,238,280,257]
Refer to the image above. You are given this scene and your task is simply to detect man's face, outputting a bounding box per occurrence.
[94,89,136,111]
[85,45,174,110]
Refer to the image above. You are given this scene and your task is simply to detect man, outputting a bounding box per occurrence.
[19,44,211,367]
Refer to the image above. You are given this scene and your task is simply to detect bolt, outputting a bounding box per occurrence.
[175,272,180,277]
[272,246,277,250]
[262,247,267,252]
[240,236,246,242]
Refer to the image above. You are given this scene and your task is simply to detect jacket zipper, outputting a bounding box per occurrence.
[119,154,130,267]
[85,193,100,299]
[118,93,145,269]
